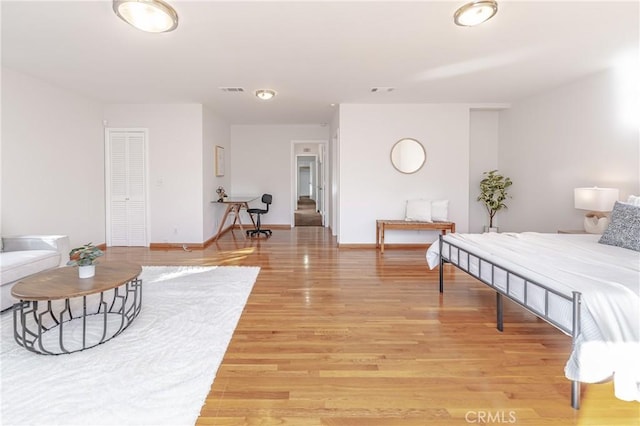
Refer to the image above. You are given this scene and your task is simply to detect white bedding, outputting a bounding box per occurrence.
[426,232,640,402]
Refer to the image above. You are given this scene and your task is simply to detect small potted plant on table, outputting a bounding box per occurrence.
[477,170,512,232]
[67,243,104,278]
[216,186,228,202]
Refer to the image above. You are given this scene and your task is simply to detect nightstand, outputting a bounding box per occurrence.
[557,230,588,234]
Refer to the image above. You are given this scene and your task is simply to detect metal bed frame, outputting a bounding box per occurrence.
[437,235,583,409]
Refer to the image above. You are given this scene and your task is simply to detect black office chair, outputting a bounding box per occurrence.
[246,194,273,238]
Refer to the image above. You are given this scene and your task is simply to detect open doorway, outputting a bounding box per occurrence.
[295,155,322,226]
[292,141,327,227]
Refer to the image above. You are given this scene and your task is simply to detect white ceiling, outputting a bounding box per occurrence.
[2,1,638,125]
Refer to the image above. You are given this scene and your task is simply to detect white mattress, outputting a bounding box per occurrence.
[426,232,640,402]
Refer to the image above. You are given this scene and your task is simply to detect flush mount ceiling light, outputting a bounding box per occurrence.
[113,0,179,33]
[255,89,277,101]
[454,0,498,27]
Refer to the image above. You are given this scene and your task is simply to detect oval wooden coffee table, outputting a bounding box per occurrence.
[12,262,142,355]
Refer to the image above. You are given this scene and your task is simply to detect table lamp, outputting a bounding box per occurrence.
[574,187,619,233]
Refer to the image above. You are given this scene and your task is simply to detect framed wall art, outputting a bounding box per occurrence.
[215,145,225,177]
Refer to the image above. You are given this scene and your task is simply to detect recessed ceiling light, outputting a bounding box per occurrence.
[370,87,395,93]
[219,87,245,93]
[113,0,179,33]
[454,0,498,27]
[255,89,276,101]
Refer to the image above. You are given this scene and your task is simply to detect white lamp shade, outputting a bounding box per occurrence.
[574,187,619,212]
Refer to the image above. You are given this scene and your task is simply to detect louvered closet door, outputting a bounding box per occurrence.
[107,130,147,247]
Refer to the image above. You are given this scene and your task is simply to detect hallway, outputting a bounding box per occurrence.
[294,196,322,226]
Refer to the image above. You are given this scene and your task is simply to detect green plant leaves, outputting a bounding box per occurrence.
[477,170,512,227]
[67,243,104,267]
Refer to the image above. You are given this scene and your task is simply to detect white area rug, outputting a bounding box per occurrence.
[1,265,260,426]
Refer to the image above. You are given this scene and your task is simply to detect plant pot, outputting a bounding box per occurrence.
[484,226,499,233]
[78,265,96,279]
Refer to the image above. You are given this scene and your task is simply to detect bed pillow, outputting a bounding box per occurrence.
[626,195,640,207]
[598,201,640,252]
[405,199,432,222]
[431,200,449,222]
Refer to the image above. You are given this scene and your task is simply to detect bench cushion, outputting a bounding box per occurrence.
[405,199,432,222]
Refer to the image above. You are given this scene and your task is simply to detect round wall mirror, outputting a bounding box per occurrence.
[390,138,426,174]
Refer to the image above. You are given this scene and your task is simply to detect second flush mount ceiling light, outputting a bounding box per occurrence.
[454,0,498,27]
[255,90,277,101]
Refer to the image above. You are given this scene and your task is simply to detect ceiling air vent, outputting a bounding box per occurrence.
[370,87,395,93]
[219,87,245,93]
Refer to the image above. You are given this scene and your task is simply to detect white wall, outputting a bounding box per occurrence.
[7,67,635,248]
[203,107,231,241]
[329,111,340,237]
[103,104,205,244]
[1,68,105,248]
[293,143,320,156]
[469,110,500,232]
[338,104,470,244]
[499,69,640,232]
[230,125,330,225]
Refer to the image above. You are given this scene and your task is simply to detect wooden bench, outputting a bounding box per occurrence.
[376,220,456,254]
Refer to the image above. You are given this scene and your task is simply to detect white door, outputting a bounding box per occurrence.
[317,144,325,222]
[299,166,311,197]
[106,129,147,247]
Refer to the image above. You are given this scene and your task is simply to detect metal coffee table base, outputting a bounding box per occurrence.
[13,278,142,355]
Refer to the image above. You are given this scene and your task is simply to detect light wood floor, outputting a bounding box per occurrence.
[103,227,639,425]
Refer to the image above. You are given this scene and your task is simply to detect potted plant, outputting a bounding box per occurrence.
[477,170,513,232]
[216,186,228,202]
[67,243,104,278]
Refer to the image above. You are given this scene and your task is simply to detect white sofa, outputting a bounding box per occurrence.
[0,235,70,311]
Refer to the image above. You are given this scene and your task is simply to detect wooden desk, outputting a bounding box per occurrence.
[376,220,456,254]
[213,196,258,241]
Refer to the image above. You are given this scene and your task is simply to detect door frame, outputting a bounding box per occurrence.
[291,140,329,227]
[104,128,151,247]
